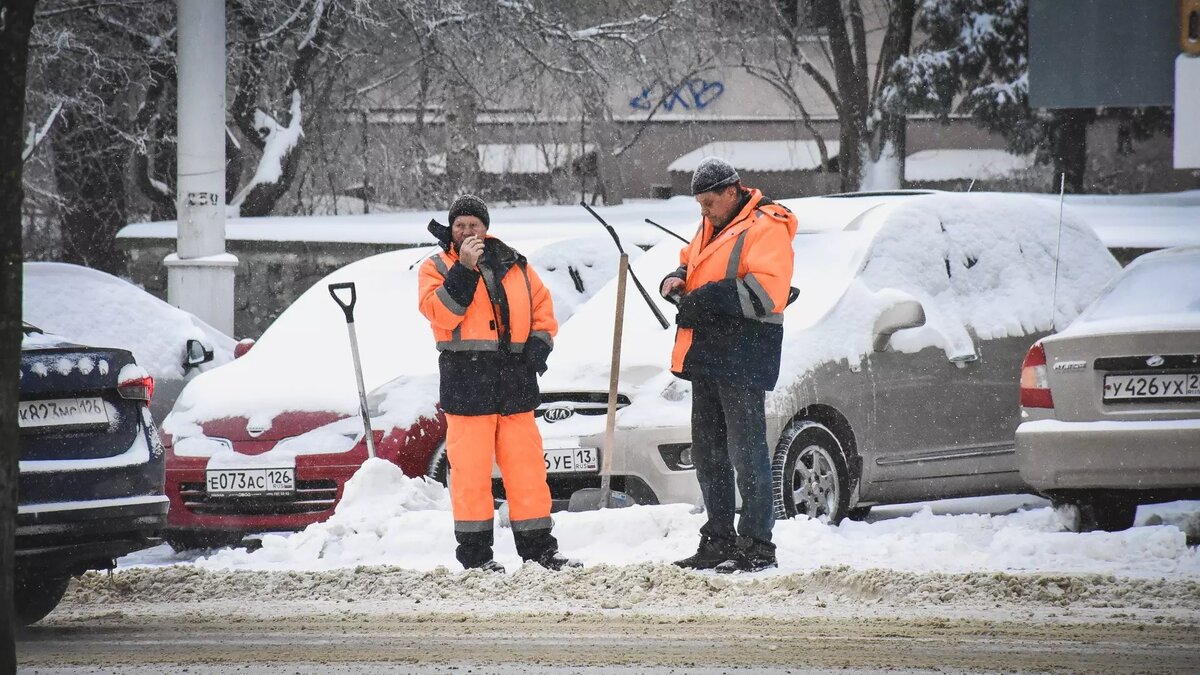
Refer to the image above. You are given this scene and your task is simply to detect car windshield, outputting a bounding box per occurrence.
[1080,251,1200,322]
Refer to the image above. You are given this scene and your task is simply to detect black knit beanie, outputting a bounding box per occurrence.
[448,194,490,228]
[691,156,741,195]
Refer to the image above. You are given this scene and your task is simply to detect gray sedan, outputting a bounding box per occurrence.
[1016,246,1200,531]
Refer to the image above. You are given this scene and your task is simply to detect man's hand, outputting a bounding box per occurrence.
[459,235,484,270]
[661,277,685,299]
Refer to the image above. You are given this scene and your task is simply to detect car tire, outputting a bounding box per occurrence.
[772,421,852,524]
[163,530,246,552]
[14,574,71,626]
[1052,494,1137,532]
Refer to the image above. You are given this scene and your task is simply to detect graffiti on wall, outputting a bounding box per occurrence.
[629,78,725,112]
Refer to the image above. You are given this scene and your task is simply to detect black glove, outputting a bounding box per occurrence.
[675,292,704,329]
[525,337,552,375]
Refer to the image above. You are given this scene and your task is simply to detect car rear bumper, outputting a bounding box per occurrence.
[16,495,168,573]
[1016,417,1200,492]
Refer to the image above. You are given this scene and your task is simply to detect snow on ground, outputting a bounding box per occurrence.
[119,458,1200,580]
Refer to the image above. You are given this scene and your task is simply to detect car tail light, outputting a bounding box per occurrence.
[118,374,155,403]
[234,338,255,359]
[1019,342,1053,409]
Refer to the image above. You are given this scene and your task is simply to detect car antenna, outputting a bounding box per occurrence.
[643,218,690,244]
[407,244,440,271]
[580,202,670,329]
[1050,173,1066,331]
[966,178,976,193]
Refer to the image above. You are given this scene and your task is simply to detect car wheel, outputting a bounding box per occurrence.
[14,575,71,626]
[1052,494,1137,532]
[163,530,246,552]
[772,421,852,524]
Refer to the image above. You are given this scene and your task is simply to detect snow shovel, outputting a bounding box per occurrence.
[328,281,377,459]
[567,254,635,511]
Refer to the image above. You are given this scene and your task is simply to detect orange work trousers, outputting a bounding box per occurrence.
[445,411,553,535]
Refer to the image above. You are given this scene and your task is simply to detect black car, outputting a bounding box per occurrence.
[15,323,167,625]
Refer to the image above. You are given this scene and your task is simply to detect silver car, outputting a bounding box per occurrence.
[1015,246,1200,531]
[535,192,1121,522]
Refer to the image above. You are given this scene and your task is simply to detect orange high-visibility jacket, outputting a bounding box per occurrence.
[418,236,557,415]
[665,188,797,390]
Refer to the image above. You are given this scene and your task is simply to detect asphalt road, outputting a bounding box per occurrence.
[17,605,1200,674]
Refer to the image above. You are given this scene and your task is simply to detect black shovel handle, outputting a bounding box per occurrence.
[328,282,357,323]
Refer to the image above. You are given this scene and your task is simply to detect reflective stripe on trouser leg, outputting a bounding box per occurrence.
[494,411,557,560]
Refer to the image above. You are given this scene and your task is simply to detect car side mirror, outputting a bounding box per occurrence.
[872,300,926,352]
[184,338,214,371]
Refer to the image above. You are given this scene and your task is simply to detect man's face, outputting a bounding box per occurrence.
[451,215,487,247]
[695,185,741,230]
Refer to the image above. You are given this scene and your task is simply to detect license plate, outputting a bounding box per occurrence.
[206,468,296,495]
[544,447,598,474]
[1103,373,1200,400]
[18,397,108,429]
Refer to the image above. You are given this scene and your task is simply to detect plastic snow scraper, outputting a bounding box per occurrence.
[567,202,666,512]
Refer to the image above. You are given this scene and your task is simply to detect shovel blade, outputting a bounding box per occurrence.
[567,488,636,512]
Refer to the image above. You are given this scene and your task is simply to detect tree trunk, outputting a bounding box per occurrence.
[445,75,479,197]
[51,102,129,274]
[1048,109,1093,193]
[1,0,38,665]
[816,0,869,191]
[585,94,625,206]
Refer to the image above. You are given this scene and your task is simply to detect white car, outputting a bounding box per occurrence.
[533,192,1121,521]
[22,262,236,423]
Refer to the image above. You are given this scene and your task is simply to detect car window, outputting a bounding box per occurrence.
[1080,253,1200,322]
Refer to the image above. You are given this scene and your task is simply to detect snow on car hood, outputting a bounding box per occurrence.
[541,192,1120,426]
[22,262,235,382]
[164,235,629,437]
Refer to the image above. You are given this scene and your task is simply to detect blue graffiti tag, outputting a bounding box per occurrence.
[629,79,725,112]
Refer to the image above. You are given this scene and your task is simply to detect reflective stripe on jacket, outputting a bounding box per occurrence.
[418,236,557,415]
[667,188,798,390]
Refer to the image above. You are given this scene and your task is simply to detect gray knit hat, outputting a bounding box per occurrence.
[691,156,741,195]
[448,194,490,228]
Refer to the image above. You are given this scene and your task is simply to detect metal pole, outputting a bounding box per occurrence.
[345,320,377,459]
[168,0,237,335]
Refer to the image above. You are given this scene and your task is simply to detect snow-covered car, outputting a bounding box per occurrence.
[533,192,1121,522]
[160,235,632,549]
[1015,246,1200,532]
[16,323,167,625]
[22,262,236,424]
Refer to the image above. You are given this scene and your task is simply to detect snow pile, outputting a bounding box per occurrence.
[180,462,1200,578]
[22,262,235,382]
[202,458,450,570]
[669,140,841,173]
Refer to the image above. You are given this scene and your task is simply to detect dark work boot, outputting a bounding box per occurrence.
[714,541,777,574]
[536,549,582,571]
[673,535,737,571]
[465,559,506,573]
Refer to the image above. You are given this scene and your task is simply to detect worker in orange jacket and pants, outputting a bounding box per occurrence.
[418,194,578,572]
[661,158,798,574]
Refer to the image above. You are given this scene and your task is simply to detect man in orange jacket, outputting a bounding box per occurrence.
[661,157,797,573]
[419,194,578,572]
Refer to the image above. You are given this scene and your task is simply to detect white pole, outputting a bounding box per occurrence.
[167,0,238,336]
